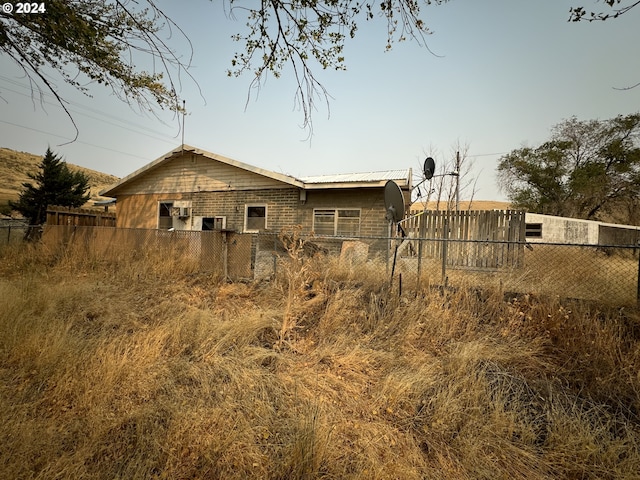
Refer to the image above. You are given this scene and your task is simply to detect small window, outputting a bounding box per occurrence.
[525,223,543,238]
[202,217,226,231]
[245,205,267,232]
[158,201,173,229]
[313,208,360,236]
[337,209,360,236]
[313,209,336,235]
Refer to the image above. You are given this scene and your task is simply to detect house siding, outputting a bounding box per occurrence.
[525,212,640,245]
[105,148,412,239]
[116,193,186,229]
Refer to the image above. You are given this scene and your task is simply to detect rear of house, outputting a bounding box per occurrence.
[100,145,412,241]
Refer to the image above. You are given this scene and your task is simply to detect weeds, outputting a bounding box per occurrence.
[1,240,640,479]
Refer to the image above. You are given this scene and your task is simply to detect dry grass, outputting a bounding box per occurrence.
[393,243,639,306]
[1,240,640,479]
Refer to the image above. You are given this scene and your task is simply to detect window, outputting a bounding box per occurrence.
[313,209,360,236]
[525,223,543,238]
[244,205,267,232]
[158,201,173,229]
[202,217,226,231]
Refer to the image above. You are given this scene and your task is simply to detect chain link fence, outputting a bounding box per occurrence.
[265,232,639,307]
[2,225,639,306]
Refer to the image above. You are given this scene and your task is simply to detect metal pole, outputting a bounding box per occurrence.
[387,221,392,277]
[455,150,460,212]
[273,233,278,278]
[416,218,424,293]
[222,231,228,280]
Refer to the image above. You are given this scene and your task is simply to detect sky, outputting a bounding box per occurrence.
[1,0,639,201]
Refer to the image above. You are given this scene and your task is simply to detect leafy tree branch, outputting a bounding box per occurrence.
[0,0,195,141]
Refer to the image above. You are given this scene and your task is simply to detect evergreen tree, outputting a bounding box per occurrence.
[11,148,90,225]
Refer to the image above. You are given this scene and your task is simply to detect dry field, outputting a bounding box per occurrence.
[1,238,640,479]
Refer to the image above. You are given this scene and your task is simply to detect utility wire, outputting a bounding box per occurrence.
[0,120,155,162]
[0,74,180,140]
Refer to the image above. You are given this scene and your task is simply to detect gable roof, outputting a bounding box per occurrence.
[101,144,412,196]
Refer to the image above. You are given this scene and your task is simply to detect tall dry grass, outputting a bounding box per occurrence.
[1,239,640,479]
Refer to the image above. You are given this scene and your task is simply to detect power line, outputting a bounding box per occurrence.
[0,74,181,141]
[0,120,155,162]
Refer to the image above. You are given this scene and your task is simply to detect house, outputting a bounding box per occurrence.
[100,145,412,240]
[525,212,640,246]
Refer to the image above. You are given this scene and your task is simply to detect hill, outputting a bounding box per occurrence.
[0,147,119,213]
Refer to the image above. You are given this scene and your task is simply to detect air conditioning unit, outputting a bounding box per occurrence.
[171,206,190,217]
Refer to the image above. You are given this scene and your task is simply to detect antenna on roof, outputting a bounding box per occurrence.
[181,100,186,154]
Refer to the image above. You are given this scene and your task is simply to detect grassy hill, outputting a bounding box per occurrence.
[0,147,119,213]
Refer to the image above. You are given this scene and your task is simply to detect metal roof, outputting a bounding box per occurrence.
[300,169,410,185]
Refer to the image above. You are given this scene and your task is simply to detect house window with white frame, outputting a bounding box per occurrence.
[244,205,267,232]
[158,201,173,229]
[313,208,360,236]
[202,217,226,230]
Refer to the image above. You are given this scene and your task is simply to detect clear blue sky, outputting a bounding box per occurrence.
[1,1,639,201]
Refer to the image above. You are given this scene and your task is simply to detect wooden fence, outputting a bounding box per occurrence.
[403,209,526,269]
[41,225,253,280]
[46,206,116,227]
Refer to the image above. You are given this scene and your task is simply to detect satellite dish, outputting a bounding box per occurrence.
[423,157,436,180]
[384,180,405,223]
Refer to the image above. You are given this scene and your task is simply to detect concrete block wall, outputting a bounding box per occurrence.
[301,188,391,237]
[192,187,395,237]
[525,212,599,244]
[192,188,301,233]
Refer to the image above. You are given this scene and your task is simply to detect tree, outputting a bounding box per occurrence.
[225,0,448,131]
[11,148,91,225]
[0,0,194,140]
[1,1,635,135]
[569,0,640,22]
[497,114,640,224]
[414,141,478,211]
